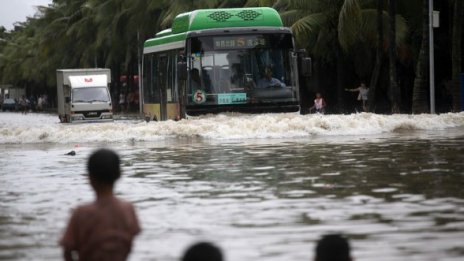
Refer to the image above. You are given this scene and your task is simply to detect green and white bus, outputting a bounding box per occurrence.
[142,7,310,121]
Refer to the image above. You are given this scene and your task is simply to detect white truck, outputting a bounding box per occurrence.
[57,69,113,123]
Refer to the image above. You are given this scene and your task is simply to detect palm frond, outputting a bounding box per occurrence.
[288,0,323,12]
[312,27,337,63]
[245,0,276,7]
[358,9,408,48]
[291,13,326,48]
[338,0,362,51]
[280,10,308,27]
[395,14,408,45]
[358,9,386,47]
[358,0,377,9]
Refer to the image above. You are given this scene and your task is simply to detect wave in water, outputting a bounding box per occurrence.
[0,112,463,144]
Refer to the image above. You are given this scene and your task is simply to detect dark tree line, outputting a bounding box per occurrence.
[0,0,462,113]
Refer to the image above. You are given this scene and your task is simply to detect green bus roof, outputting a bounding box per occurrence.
[144,7,283,49]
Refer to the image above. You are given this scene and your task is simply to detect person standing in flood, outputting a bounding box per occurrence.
[309,92,327,114]
[119,92,126,113]
[346,82,369,112]
[19,95,29,114]
[60,149,141,261]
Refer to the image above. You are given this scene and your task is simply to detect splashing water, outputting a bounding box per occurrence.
[1,112,464,260]
[0,112,463,144]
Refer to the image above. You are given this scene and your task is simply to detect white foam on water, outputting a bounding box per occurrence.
[0,112,463,144]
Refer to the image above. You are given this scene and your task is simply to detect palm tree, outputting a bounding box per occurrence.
[1,18,45,89]
[160,0,246,29]
[2,0,420,113]
[48,0,95,66]
[451,0,463,111]
[412,0,429,113]
[367,0,384,112]
[388,0,400,113]
[278,0,407,112]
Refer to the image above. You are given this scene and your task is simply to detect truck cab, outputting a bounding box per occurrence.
[57,69,113,123]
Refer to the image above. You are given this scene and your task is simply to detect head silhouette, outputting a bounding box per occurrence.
[264,67,273,79]
[87,148,121,186]
[315,234,351,261]
[182,242,223,261]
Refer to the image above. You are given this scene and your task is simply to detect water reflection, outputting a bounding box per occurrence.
[122,135,464,260]
[1,133,464,260]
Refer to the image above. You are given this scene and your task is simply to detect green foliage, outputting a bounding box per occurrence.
[338,0,362,51]
[0,0,452,114]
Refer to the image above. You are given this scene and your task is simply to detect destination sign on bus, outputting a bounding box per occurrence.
[213,36,268,50]
[217,93,247,105]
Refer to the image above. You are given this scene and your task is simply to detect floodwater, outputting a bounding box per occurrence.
[0,112,464,261]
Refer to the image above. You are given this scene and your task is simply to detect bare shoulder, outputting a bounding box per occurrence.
[113,197,137,210]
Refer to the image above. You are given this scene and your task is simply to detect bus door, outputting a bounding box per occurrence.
[165,53,180,120]
[158,52,180,121]
[158,54,168,121]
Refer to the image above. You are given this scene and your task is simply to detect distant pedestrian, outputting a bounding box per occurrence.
[182,242,223,261]
[19,95,28,114]
[315,234,352,261]
[43,94,49,109]
[346,82,369,112]
[60,149,141,261]
[126,90,135,112]
[133,88,140,112]
[119,92,126,112]
[37,95,44,111]
[309,92,326,114]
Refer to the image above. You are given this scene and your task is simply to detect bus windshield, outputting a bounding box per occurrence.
[188,33,297,106]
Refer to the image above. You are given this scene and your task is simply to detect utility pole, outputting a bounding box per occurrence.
[137,30,143,115]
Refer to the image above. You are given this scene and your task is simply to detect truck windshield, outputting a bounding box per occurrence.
[188,33,297,106]
[72,87,110,103]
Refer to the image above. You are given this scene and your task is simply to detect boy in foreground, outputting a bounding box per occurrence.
[60,149,141,261]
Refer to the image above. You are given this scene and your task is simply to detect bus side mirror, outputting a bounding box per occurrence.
[301,57,312,77]
[65,97,71,103]
[177,61,187,81]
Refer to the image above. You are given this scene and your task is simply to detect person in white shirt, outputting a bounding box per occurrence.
[346,82,369,112]
[309,92,326,114]
[118,93,126,112]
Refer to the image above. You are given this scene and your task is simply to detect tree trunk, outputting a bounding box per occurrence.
[451,0,463,111]
[297,51,312,115]
[368,0,385,112]
[336,47,346,113]
[412,0,430,113]
[389,0,400,113]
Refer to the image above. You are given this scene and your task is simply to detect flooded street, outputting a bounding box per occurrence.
[1,112,464,260]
